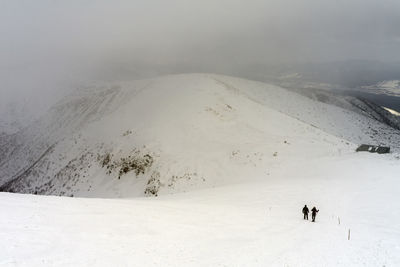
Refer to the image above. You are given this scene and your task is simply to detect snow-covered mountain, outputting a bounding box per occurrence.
[0,101,37,135]
[1,74,399,198]
[361,80,400,97]
[2,73,400,266]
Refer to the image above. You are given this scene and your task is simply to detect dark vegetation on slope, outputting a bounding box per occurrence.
[99,151,154,179]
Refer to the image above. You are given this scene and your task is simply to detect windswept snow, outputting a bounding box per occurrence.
[1,73,400,266]
[1,152,400,266]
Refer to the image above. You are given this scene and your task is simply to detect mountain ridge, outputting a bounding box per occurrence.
[1,73,399,197]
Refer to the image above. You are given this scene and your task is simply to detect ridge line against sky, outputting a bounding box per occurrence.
[1,0,400,117]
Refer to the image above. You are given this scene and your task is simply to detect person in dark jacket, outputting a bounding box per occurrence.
[302,205,309,220]
[311,207,319,222]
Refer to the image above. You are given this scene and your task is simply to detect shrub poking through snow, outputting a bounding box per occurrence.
[122,130,133,136]
[144,171,161,196]
[118,154,153,178]
[98,150,154,179]
[101,153,111,167]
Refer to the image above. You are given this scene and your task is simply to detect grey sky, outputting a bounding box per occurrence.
[1,0,400,116]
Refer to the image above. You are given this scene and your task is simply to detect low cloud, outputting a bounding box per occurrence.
[1,0,400,115]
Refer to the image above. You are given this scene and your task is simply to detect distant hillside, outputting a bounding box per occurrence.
[1,74,399,198]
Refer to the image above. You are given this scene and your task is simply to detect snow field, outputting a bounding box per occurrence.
[1,152,399,266]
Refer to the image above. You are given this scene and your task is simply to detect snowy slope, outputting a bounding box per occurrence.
[1,73,400,266]
[1,152,400,266]
[0,101,36,135]
[0,74,399,198]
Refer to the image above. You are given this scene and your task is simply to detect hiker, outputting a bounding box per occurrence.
[311,207,319,222]
[302,205,309,220]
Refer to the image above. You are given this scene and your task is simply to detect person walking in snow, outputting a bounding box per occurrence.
[302,205,309,220]
[311,207,319,222]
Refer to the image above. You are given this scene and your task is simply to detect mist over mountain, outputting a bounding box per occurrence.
[2,0,400,123]
[1,1,400,266]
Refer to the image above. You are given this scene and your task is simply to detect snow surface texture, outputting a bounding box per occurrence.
[1,152,400,266]
[1,74,400,266]
[0,74,399,197]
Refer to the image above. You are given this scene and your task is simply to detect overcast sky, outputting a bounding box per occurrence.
[1,0,400,116]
